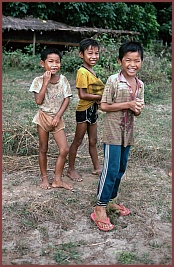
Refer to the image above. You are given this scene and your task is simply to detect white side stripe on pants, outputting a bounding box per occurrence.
[97,144,109,199]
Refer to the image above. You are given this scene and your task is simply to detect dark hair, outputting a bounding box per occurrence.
[41,47,62,61]
[79,38,100,54]
[119,41,143,61]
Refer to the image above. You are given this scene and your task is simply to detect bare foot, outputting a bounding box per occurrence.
[107,203,130,216]
[52,178,73,190]
[67,169,83,182]
[92,206,114,231]
[168,169,172,177]
[92,169,102,175]
[40,176,51,190]
[107,203,122,210]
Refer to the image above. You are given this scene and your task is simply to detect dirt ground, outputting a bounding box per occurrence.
[2,54,172,264]
[2,158,172,265]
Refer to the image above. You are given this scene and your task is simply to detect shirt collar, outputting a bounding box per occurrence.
[118,70,142,88]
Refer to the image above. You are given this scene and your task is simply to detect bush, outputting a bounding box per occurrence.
[61,47,82,73]
[2,37,172,103]
[3,48,40,72]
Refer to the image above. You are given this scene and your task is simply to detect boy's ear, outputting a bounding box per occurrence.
[79,52,83,59]
[40,60,45,67]
[118,59,122,65]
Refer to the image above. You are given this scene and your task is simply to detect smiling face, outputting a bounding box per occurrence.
[118,51,142,79]
[79,45,99,68]
[40,53,61,74]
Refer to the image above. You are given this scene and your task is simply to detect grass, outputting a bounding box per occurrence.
[116,251,154,264]
[2,62,172,265]
[53,242,83,264]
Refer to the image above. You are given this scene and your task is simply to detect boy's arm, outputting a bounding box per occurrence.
[134,83,145,116]
[52,97,70,126]
[101,75,143,114]
[100,99,142,113]
[34,71,51,105]
[79,88,101,101]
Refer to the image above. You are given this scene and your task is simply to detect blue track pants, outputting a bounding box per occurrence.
[97,144,130,205]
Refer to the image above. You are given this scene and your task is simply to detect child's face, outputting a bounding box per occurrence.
[40,53,61,74]
[118,51,142,78]
[79,45,99,67]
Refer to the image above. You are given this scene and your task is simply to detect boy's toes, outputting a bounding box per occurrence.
[40,184,51,190]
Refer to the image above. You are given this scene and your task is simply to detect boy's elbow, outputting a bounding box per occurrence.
[35,98,43,105]
[100,103,107,111]
[65,97,70,105]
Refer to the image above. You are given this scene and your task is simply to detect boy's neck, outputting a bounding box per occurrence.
[82,64,97,77]
[50,73,60,84]
[83,63,93,71]
[121,70,136,82]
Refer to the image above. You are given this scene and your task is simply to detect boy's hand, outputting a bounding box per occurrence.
[52,115,61,127]
[129,98,143,114]
[134,98,144,115]
[43,71,51,85]
[136,98,144,108]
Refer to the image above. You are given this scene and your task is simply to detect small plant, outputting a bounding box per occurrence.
[54,242,82,264]
[116,251,140,264]
[116,251,154,264]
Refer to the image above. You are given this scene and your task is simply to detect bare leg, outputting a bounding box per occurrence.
[67,122,87,181]
[52,129,73,190]
[37,125,51,189]
[87,122,101,174]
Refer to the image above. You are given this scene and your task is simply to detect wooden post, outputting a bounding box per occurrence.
[33,32,36,56]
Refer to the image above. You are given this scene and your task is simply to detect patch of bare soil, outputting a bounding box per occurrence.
[2,159,172,265]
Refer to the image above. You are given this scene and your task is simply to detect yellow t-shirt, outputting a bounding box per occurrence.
[76,67,104,111]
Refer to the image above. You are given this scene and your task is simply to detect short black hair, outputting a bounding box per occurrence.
[119,41,143,61]
[41,47,62,61]
[79,38,100,54]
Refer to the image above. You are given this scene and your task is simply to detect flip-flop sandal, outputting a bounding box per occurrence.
[116,204,130,216]
[90,212,114,231]
[109,204,130,216]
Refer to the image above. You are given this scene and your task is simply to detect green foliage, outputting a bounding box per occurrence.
[2,2,54,19]
[2,36,172,107]
[110,3,159,45]
[116,251,154,264]
[2,2,171,47]
[158,5,172,36]
[116,251,140,264]
[54,242,82,265]
[23,43,44,55]
[138,46,172,104]
[3,48,40,71]
[129,4,159,45]
[61,47,82,73]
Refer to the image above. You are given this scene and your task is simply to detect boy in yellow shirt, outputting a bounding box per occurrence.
[67,38,104,181]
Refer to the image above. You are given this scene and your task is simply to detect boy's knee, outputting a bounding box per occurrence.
[40,144,48,154]
[89,138,97,146]
[60,146,69,156]
[65,146,69,155]
[74,138,83,147]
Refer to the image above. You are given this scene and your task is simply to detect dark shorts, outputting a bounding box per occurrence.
[76,102,98,124]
